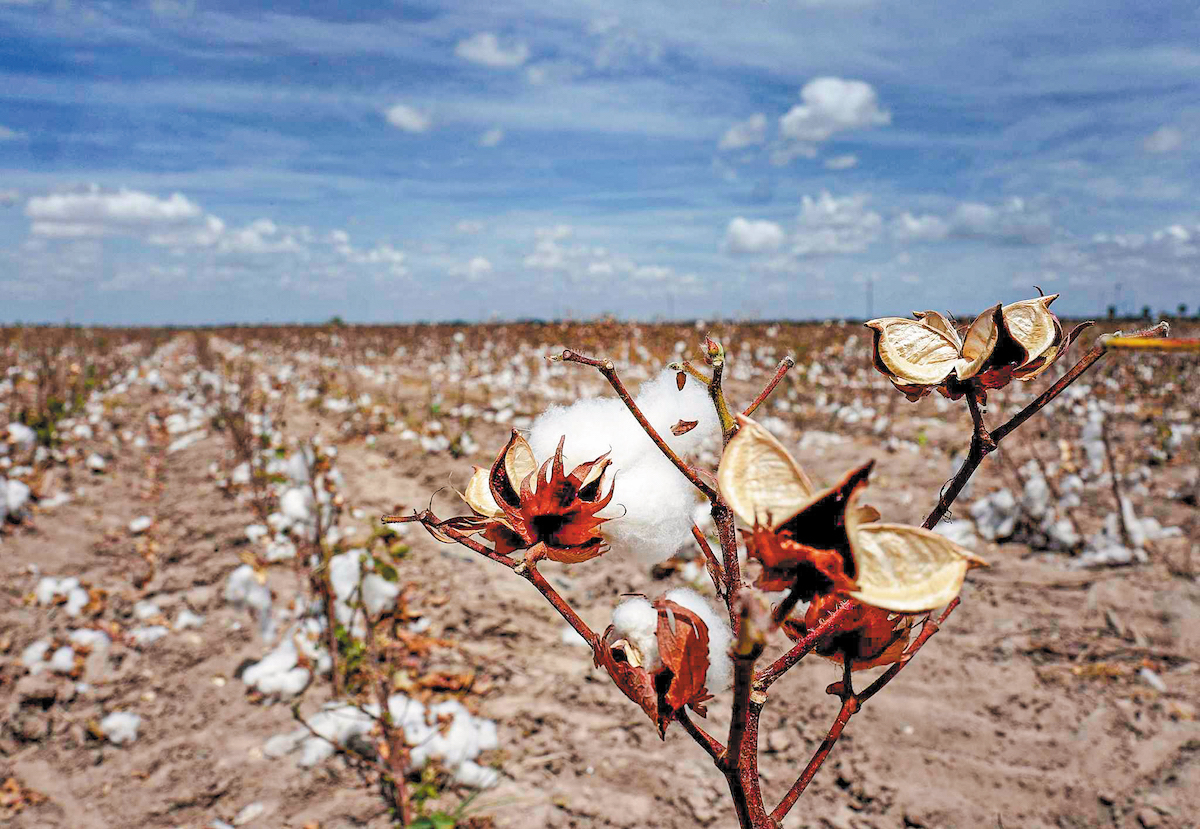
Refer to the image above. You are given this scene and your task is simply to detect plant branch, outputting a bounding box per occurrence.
[923,321,1170,530]
[743,356,795,418]
[676,708,725,763]
[553,349,718,500]
[517,555,600,650]
[384,510,517,569]
[753,599,854,693]
[706,350,738,445]
[857,597,959,704]
[771,661,856,823]
[712,501,742,630]
[693,523,726,602]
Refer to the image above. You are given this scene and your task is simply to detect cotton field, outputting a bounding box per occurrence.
[1,319,1197,828]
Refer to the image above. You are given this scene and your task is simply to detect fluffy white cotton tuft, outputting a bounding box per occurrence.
[610,597,662,672]
[664,588,733,693]
[527,370,717,564]
[100,711,142,745]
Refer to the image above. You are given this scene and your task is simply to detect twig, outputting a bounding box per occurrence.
[925,321,1170,530]
[517,556,600,650]
[712,501,742,631]
[856,598,960,703]
[743,356,795,418]
[676,708,725,763]
[705,347,738,445]
[1100,414,1134,549]
[385,510,517,569]
[692,523,726,601]
[553,349,718,500]
[772,661,856,823]
[753,599,854,692]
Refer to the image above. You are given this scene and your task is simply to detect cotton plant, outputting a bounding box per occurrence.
[392,311,1185,829]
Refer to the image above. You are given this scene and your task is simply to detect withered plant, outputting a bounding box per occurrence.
[390,294,1185,828]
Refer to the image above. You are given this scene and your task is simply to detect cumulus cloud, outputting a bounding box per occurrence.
[26,186,204,238]
[520,224,696,292]
[824,154,858,170]
[455,32,530,68]
[891,212,949,242]
[0,124,26,141]
[718,113,767,151]
[1143,125,1184,154]
[385,103,431,133]
[478,127,505,147]
[792,191,882,256]
[950,197,1055,245]
[451,256,493,281]
[725,217,785,254]
[780,77,890,143]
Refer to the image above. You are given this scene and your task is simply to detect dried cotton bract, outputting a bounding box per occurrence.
[866,294,1085,402]
[458,431,614,563]
[526,369,720,564]
[599,591,731,737]
[718,415,984,614]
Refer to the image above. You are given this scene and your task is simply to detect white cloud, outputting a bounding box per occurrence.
[451,255,493,281]
[456,220,483,234]
[824,154,858,170]
[769,142,818,166]
[725,217,785,254]
[1143,125,1184,154]
[792,191,882,255]
[891,212,949,242]
[385,103,431,133]
[718,113,767,151]
[949,197,1055,244]
[26,186,204,238]
[455,32,530,69]
[478,127,505,147]
[779,77,890,143]
[0,124,26,141]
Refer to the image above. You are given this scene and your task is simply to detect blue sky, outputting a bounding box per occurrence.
[1,0,1198,324]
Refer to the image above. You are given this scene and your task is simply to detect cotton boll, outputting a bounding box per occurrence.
[528,397,647,473]
[69,629,111,649]
[257,667,310,699]
[633,370,720,458]
[48,645,76,674]
[601,454,698,564]
[610,597,662,672]
[22,640,50,673]
[174,609,205,630]
[64,587,90,617]
[361,573,400,617]
[100,711,142,745]
[664,588,733,693]
[455,760,500,788]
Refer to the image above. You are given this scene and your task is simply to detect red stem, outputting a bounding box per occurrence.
[753,599,854,692]
[692,523,726,601]
[555,349,718,500]
[743,356,795,418]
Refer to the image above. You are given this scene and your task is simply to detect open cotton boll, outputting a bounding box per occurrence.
[664,588,733,693]
[600,454,699,564]
[633,370,720,458]
[100,711,142,745]
[610,597,662,672]
[528,397,647,473]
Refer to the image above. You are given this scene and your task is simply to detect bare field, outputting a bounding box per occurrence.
[2,320,1198,829]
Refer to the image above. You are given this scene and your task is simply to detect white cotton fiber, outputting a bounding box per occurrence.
[633,370,720,459]
[48,646,76,674]
[601,454,699,564]
[100,711,142,745]
[610,597,662,672]
[664,588,733,693]
[526,369,717,565]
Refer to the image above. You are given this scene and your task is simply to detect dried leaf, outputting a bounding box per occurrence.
[676,371,686,391]
[671,419,698,436]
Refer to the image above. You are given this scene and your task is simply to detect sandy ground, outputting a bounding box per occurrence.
[2,330,1198,829]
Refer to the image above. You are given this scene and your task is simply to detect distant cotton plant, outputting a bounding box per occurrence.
[391,315,1188,829]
